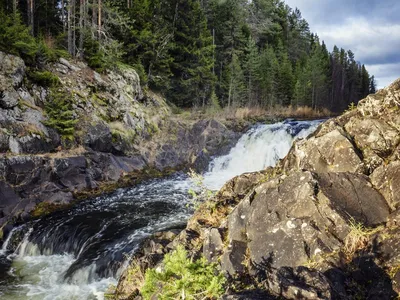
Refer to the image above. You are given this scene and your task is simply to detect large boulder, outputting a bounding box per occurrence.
[0,52,25,109]
[84,122,113,153]
[281,125,364,174]
[370,161,400,210]
[0,181,21,218]
[222,171,390,274]
[0,89,19,109]
[0,51,26,87]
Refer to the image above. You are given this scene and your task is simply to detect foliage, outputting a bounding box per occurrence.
[141,245,226,299]
[0,0,376,113]
[0,11,38,63]
[28,70,60,87]
[187,169,215,210]
[43,88,78,139]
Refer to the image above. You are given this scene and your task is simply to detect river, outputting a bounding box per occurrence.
[0,119,321,299]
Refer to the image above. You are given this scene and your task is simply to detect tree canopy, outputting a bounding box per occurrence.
[0,0,376,112]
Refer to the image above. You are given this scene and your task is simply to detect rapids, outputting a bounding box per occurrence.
[0,119,321,299]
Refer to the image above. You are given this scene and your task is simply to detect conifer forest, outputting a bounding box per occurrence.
[0,0,376,113]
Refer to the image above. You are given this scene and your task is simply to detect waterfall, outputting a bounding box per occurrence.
[203,119,322,190]
[0,120,322,300]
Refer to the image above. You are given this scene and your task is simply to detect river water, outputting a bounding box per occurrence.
[0,120,321,300]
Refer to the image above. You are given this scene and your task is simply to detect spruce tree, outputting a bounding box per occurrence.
[167,0,215,107]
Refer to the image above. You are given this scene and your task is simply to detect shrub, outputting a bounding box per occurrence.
[0,11,38,63]
[28,70,60,87]
[142,245,226,299]
[43,88,78,140]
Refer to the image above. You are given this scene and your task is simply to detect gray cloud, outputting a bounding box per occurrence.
[283,0,400,88]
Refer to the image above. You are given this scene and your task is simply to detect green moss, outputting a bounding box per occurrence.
[146,122,159,136]
[92,93,108,107]
[142,245,226,300]
[31,202,67,218]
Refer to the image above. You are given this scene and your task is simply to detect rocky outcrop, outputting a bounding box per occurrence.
[0,51,239,230]
[116,79,400,299]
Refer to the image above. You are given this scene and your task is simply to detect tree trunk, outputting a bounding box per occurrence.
[62,0,66,33]
[12,0,17,20]
[79,0,85,58]
[92,0,97,38]
[27,0,34,35]
[68,0,75,56]
[98,0,101,43]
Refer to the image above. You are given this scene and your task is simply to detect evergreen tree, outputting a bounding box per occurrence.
[167,0,215,107]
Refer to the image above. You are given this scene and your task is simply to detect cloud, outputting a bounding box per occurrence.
[283,0,400,88]
[316,18,400,64]
[366,63,400,88]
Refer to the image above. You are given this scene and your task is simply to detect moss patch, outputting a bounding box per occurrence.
[30,202,69,218]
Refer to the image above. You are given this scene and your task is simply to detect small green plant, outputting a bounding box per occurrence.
[43,88,78,140]
[142,245,226,299]
[28,70,60,87]
[346,102,357,112]
[187,169,215,210]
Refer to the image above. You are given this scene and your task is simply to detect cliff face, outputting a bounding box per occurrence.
[117,79,400,299]
[0,52,238,232]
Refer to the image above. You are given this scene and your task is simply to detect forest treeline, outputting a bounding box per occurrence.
[0,0,376,113]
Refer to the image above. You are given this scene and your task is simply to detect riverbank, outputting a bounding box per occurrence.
[115,78,400,299]
[0,120,321,299]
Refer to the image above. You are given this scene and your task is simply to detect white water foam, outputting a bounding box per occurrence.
[1,254,115,300]
[203,120,321,190]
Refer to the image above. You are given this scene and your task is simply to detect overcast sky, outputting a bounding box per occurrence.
[283,0,400,88]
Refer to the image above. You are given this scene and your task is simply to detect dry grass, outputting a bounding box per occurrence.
[343,220,384,258]
[189,105,333,121]
[43,34,56,50]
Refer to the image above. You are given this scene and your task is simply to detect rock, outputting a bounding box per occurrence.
[281,126,364,174]
[84,122,113,153]
[315,172,390,226]
[222,290,275,300]
[0,181,21,217]
[221,240,247,276]
[54,157,88,191]
[0,90,19,108]
[59,57,81,72]
[0,51,26,87]
[8,136,21,154]
[265,266,332,299]
[345,118,400,171]
[370,161,400,210]
[221,171,391,273]
[207,161,395,292]
[203,228,224,262]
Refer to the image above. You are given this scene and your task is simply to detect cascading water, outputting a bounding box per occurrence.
[0,119,322,299]
[203,119,322,190]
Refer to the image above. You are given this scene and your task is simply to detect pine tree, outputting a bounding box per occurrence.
[244,36,260,106]
[257,46,278,107]
[167,0,215,107]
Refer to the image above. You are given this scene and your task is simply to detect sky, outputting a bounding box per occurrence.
[283,0,400,89]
